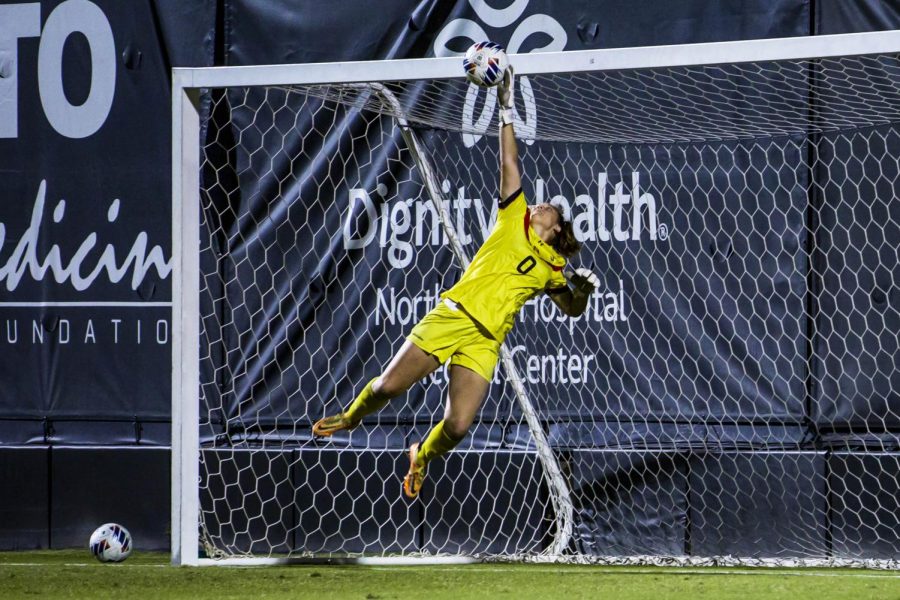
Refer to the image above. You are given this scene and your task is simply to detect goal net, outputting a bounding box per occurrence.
[172,32,900,566]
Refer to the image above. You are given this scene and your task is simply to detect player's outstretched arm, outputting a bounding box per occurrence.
[498,68,521,200]
[550,268,599,317]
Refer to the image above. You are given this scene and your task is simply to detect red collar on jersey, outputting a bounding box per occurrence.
[524,211,564,271]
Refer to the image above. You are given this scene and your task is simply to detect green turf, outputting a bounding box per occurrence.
[1,551,899,600]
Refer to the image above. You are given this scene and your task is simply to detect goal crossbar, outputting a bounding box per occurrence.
[173,30,900,90]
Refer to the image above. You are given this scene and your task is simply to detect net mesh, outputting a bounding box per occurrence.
[195,50,900,565]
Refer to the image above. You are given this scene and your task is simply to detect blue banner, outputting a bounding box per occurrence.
[1,0,896,440]
[0,0,213,433]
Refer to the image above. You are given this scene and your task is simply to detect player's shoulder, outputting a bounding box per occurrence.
[496,187,527,226]
[498,187,525,210]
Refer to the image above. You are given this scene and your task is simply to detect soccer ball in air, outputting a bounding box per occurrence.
[89,523,132,562]
[463,41,509,87]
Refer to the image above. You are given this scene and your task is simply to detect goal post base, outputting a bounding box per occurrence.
[195,555,480,567]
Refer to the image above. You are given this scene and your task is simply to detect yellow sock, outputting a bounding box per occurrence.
[417,420,465,467]
[343,377,388,423]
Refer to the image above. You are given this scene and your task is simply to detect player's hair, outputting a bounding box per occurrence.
[551,207,581,258]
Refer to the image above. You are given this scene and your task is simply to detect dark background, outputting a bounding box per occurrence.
[0,0,897,553]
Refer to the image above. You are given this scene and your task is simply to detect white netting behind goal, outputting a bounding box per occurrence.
[195,49,900,565]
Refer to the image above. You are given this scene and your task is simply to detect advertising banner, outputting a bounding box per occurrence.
[0,0,213,434]
[6,0,897,439]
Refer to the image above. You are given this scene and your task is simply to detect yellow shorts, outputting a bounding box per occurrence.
[407,299,501,382]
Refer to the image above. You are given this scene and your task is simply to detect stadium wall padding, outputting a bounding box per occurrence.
[0,0,897,553]
[0,448,49,549]
[49,447,171,550]
[0,447,170,551]
[829,452,900,559]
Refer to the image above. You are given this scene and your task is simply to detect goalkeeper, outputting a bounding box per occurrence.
[313,68,599,499]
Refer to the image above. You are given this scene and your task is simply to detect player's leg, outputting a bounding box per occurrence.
[363,339,443,414]
[312,340,440,436]
[315,302,463,437]
[404,364,491,498]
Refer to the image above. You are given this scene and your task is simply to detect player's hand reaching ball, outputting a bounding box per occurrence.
[497,67,516,126]
[497,66,515,110]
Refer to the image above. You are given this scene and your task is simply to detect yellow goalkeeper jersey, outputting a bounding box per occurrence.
[442,188,568,342]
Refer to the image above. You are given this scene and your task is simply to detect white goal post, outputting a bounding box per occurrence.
[172,31,900,567]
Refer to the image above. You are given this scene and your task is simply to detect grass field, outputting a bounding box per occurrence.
[2,551,900,599]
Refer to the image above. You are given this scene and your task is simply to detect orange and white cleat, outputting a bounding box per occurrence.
[312,413,359,437]
[403,442,426,499]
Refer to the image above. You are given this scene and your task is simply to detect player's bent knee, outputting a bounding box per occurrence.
[372,375,407,399]
[442,419,470,440]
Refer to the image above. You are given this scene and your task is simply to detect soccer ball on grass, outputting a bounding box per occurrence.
[89,523,132,562]
[463,41,509,87]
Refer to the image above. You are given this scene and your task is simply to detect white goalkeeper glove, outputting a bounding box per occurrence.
[497,66,515,126]
[569,267,599,295]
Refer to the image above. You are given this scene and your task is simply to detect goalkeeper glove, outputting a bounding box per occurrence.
[497,66,515,126]
[569,267,600,295]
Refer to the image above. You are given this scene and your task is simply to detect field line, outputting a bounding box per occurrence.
[1,562,899,579]
[0,562,169,568]
[366,565,900,579]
